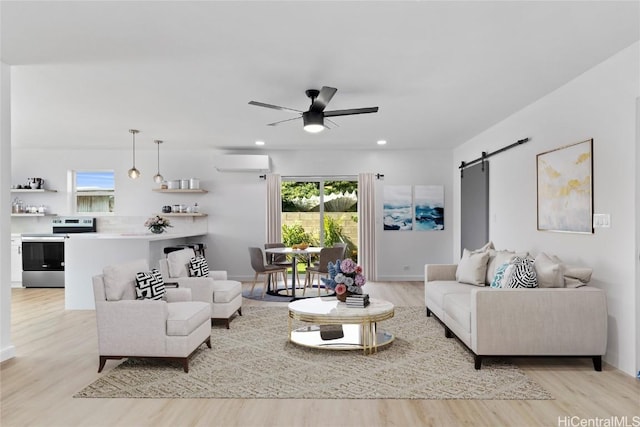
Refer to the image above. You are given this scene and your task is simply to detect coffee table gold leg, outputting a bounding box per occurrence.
[288,315,292,341]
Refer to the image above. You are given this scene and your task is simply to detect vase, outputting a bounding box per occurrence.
[150,225,165,234]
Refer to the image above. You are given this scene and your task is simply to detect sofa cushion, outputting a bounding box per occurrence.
[425,281,474,318]
[490,262,511,288]
[504,256,538,288]
[486,250,516,285]
[166,301,210,336]
[456,249,490,286]
[103,259,148,301]
[135,269,166,300]
[167,248,196,278]
[212,280,242,303]
[188,256,210,277]
[443,293,471,334]
[564,265,593,287]
[534,252,565,288]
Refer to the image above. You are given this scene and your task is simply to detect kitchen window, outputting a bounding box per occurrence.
[69,170,115,214]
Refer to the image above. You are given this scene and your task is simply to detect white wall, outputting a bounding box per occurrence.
[636,97,640,378]
[11,147,452,282]
[453,42,639,376]
[1,61,16,361]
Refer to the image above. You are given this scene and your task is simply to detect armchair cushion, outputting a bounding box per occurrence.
[167,248,196,278]
[211,280,242,303]
[103,259,148,301]
[135,269,166,300]
[166,301,211,336]
[189,256,210,277]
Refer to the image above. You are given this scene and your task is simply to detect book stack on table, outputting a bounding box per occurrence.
[345,294,370,308]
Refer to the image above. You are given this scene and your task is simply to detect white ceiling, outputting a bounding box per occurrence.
[2,1,638,152]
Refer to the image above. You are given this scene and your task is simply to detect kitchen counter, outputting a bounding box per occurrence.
[67,232,202,240]
[65,232,206,309]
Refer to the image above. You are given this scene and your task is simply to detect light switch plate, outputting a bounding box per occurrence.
[593,214,611,228]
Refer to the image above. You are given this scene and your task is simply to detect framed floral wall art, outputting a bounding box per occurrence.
[536,139,593,233]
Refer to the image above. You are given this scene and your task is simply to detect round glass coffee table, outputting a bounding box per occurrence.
[288,297,395,354]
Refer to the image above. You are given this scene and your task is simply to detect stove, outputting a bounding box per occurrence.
[21,217,96,288]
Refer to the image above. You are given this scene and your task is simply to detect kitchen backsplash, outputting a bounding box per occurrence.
[11,216,207,236]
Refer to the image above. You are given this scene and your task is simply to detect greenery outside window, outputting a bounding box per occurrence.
[70,170,115,214]
[281,179,358,261]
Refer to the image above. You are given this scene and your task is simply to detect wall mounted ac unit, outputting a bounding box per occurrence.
[214,155,270,172]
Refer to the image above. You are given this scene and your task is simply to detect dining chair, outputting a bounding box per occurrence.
[248,247,289,298]
[264,242,302,287]
[310,243,347,269]
[332,242,348,259]
[303,246,345,296]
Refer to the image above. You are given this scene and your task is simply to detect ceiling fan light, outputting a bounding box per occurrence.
[302,111,324,133]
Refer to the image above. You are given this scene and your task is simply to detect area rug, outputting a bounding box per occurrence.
[74,306,553,400]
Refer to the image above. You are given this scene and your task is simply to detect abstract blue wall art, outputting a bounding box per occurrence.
[414,185,444,231]
[383,185,413,231]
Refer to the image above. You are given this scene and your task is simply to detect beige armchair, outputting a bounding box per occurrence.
[92,259,212,373]
[158,248,242,329]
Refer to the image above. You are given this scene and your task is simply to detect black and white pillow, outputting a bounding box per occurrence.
[188,256,209,277]
[135,269,166,300]
[504,256,538,288]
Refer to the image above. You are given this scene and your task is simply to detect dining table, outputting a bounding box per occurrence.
[264,246,323,299]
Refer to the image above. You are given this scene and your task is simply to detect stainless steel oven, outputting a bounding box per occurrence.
[21,217,96,288]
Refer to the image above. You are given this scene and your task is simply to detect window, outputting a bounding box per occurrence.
[70,170,115,214]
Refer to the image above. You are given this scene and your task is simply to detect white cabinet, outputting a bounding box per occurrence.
[10,236,22,284]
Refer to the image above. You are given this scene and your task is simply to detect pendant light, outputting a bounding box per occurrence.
[153,140,163,183]
[127,129,141,179]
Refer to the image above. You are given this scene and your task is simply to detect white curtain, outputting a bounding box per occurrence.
[358,173,376,280]
[265,173,282,243]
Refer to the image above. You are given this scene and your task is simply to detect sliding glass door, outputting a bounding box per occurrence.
[281,179,358,261]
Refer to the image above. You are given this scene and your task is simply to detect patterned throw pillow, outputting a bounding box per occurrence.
[135,269,166,300]
[188,256,210,277]
[490,263,510,288]
[504,256,538,288]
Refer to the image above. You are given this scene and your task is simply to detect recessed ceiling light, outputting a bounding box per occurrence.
[377,140,387,145]
[255,140,265,146]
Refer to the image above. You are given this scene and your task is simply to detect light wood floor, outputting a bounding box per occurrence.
[2,282,639,427]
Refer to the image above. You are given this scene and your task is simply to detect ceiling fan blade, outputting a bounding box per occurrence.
[266,116,302,127]
[249,101,303,114]
[326,118,340,127]
[324,107,379,117]
[310,86,337,112]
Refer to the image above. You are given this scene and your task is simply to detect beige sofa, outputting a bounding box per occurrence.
[424,250,608,370]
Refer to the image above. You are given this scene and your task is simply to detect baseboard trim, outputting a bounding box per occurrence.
[1,344,16,362]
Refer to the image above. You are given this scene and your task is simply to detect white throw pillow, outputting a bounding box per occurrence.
[456,248,490,286]
[103,259,148,301]
[564,265,593,286]
[167,248,196,278]
[534,252,565,288]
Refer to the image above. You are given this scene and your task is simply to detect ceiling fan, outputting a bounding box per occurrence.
[248,86,379,133]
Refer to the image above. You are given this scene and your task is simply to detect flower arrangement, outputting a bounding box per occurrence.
[321,258,366,299]
[144,215,172,234]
